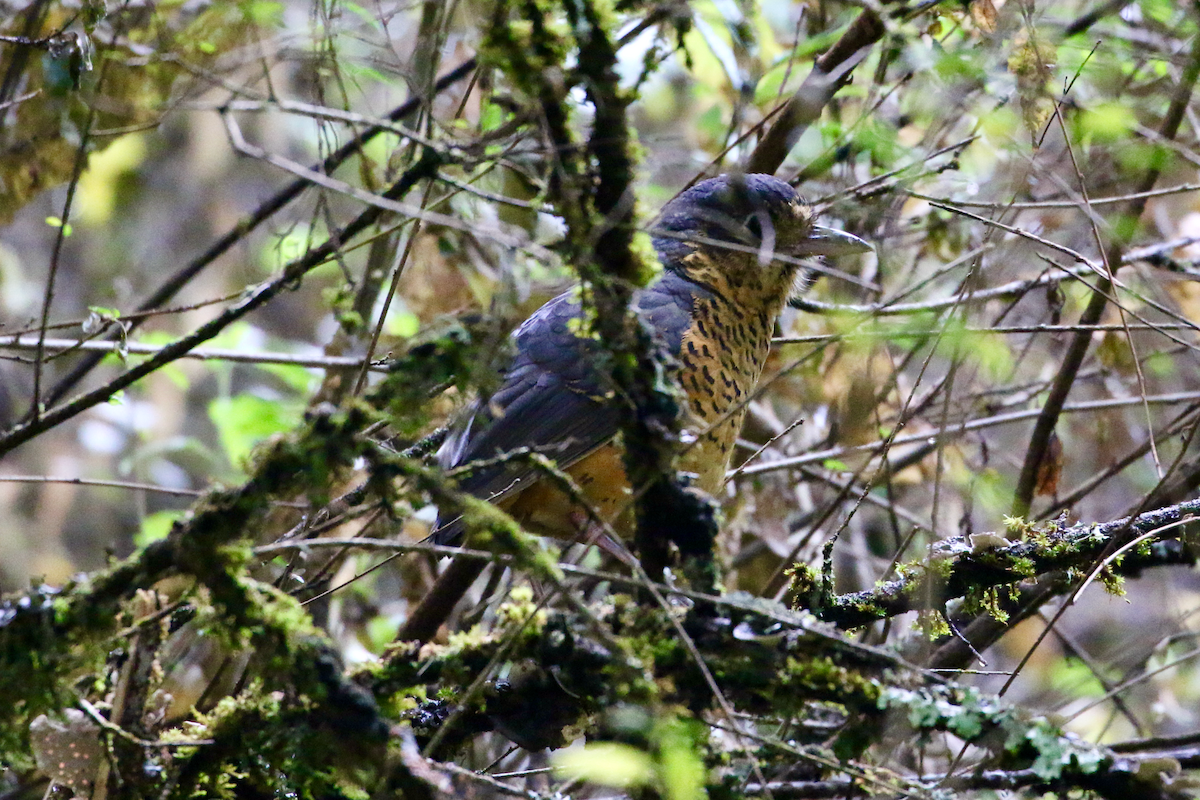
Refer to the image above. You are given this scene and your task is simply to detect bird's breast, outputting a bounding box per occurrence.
[675,293,775,492]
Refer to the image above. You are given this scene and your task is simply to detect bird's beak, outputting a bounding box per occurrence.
[792,225,873,258]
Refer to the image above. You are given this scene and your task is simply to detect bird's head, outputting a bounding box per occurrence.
[651,173,870,301]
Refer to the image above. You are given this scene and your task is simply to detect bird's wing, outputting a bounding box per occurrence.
[431,281,700,543]
[432,291,619,541]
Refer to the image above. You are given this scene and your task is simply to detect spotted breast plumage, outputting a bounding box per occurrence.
[432,173,870,544]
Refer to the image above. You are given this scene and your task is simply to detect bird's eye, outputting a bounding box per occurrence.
[743,214,763,241]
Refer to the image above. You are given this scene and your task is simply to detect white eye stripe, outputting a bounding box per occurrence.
[744,210,777,266]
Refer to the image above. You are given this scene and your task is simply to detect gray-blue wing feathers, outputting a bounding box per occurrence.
[431,277,702,543]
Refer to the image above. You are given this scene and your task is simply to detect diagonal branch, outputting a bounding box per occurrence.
[745,10,885,175]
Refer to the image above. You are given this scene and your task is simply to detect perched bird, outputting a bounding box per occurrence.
[431,173,871,545]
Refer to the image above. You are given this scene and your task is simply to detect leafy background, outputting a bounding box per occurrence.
[3,0,1200,795]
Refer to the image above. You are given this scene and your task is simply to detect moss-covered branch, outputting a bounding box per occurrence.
[377,594,1182,798]
[793,499,1200,628]
[0,319,489,773]
[483,0,717,581]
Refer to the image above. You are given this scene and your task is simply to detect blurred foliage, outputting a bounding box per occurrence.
[0,0,274,223]
[2,0,1200,797]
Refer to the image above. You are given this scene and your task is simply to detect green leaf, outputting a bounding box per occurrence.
[259,362,318,394]
[1048,657,1107,699]
[553,743,655,789]
[366,615,400,652]
[240,0,283,26]
[789,26,842,60]
[934,47,985,83]
[753,61,791,105]
[341,1,381,29]
[208,392,301,469]
[386,309,421,338]
[1076,101,1136,143]
[854,118,901,169]
[980,105,1020,143]
[262,225,320,272]
[480,102,505,132]
[45,217,73,237]
[345,62,391,86]
[135,509,185,547]
[657,721,706,800]
[1145,351,1175,378]
[1140,0,1182,26]
[1113,141,1172,173]
[695,104,725,144]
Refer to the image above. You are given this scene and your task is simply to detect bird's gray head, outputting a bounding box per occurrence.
[652,173,870,297]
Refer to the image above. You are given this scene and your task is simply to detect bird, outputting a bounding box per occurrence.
[430,173,871,546]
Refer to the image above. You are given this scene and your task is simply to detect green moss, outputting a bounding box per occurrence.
[497,586,543,627]
[961,586,1009,624]
[456,496,561,580]
[913,609,950,639]
[786,563,819,610]
[0,323,481,776]
[780,656,881,712]
[1098,568,1126,596]
[1010,556,1037,576]
[1002,515,1031,537]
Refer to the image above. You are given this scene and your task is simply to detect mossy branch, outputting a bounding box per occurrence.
[0,319,490,771]
[381,594,1178,798]
[483,0,717,581]
[799,498,1200,629]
